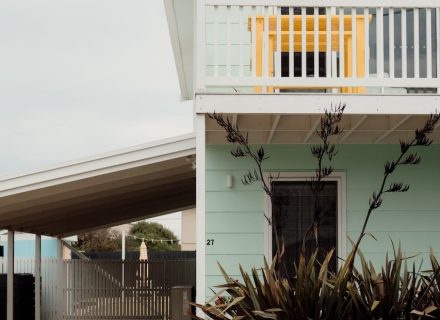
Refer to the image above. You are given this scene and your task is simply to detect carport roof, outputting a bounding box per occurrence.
[0,133,196,237]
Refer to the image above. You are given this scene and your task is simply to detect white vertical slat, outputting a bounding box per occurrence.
[239,6,244,77]
[314,7,319,77]
[351,7,357,77]
[35,235,41,320]
[364,8,370,77]
[426,8,432,78]
[414,8,420,78]
[326,7,332,78]
[377,7,384,78]
[195,0,206,91]
[56,239,63,318]
[251,6,257,77]
[276,6,281,77]
[213,5,219,77]
[7,231,14,320]
[289,7,294,77]
[402,8,407,78]
[339,8,345,77]
[263,6,269,78]
[226,5,232,76]
[437,8,440,86]
[301,7,307,78]
[389,8,395,78]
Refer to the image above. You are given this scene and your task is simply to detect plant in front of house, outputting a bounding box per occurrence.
[208,104,345,261]
[194,111,440,319]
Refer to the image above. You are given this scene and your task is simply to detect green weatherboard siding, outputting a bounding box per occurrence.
[205,144,440,298]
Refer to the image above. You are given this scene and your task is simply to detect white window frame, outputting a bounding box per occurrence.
[264,172,347,265]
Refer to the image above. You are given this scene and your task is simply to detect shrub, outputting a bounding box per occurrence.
[195,110,440,319]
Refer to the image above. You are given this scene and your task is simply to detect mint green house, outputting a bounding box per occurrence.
[164,0,440,304]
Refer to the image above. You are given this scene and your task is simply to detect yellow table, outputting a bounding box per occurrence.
[248,15,372,93]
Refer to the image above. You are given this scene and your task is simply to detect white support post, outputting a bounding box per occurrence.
[402,8,407,78]
[7,230,14,320]
[389,8,395,78]
[426,8,432,79]
[195,113,206,315]
[56,238,64,318]
[326,7,332,78]
[314,7,319,78]
[351,8,357,78]
[377,7,384,78]
[121,229,126,303]
[414,8,420,78]
[35,235,41,320]
[301,7,307,78]
[289,7,294,78]
[339,8,345,77]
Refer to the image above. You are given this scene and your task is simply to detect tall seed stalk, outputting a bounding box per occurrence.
[348,112,440,272]
[209,105,345,260]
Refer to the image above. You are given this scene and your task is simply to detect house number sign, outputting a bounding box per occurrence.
[206,239,214,246]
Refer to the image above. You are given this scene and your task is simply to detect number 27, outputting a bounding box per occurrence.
[206,239,214,246]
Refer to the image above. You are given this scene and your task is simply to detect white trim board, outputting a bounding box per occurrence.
[195,94,440,115]
[164,0,190,100]
[195,114,206,312]
[264,172,347,265]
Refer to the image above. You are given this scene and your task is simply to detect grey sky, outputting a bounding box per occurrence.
[0,0,193,175]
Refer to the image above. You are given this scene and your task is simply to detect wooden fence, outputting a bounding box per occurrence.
[0,258,196,320]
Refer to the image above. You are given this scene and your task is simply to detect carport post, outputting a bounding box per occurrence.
[57,238,64,317]
[35,234,41,320]
[7,230,14,320]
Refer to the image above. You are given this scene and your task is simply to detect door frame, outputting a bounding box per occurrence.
[264,171,347,265]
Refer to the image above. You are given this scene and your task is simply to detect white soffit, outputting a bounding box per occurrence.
[206,114,440,144]
[0,133,196,237]
[164,0,194,100]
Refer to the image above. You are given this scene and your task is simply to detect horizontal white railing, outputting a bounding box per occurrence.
[201,0,440,94]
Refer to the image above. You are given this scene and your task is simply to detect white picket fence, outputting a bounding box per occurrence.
[0,258,196,320]
[0,258,60,320]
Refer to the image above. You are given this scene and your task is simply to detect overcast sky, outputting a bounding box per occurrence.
[0,0,193,176]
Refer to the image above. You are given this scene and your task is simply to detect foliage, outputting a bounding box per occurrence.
[350,113,440,271]
[197,110,440,319]
[302,105,344,254]
[75,228,121,252]
[127,221,180,252]
[193,246,440,319]
[209,104,345,255]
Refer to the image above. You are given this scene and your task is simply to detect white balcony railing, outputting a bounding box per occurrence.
[199,0,440,94]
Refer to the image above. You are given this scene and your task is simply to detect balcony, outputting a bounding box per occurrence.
[199,0,440,95]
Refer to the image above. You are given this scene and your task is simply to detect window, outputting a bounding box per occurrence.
[266,174,345,276]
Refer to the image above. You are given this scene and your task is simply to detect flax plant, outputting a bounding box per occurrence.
[196,111,440,320]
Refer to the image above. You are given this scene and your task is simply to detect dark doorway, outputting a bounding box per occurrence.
[271,180,338,277]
